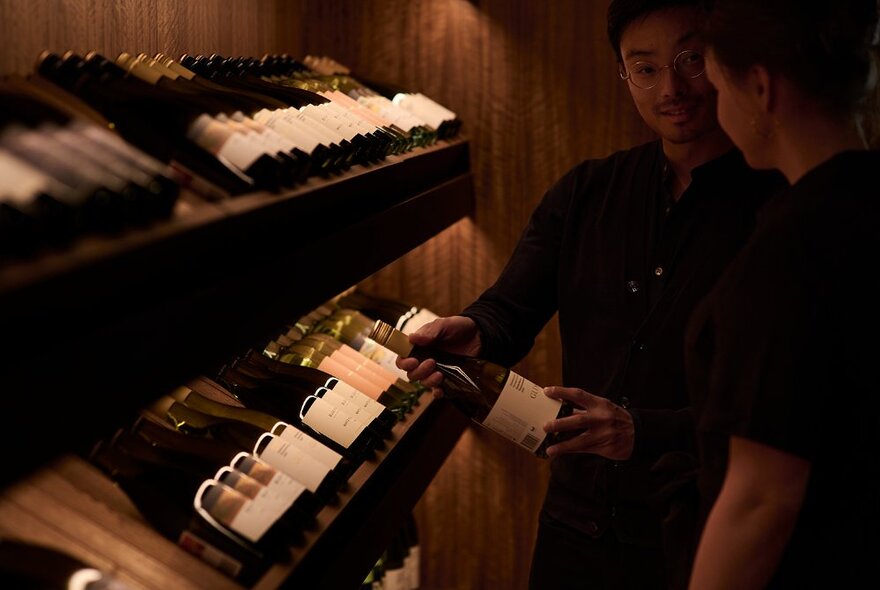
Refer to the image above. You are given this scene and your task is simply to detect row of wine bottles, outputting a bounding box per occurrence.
[85,288,439,583]
[1,51,460,260]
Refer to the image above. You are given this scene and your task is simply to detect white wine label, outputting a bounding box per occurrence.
[0,151,52,204]
[254,109,321,153]
[408,546,421,589]
[320,388,376,421]
[482,372,560,453]
[383,568,409,590]
[227,495,283,543]
[328,381,387,418]
[178,530,243,577]
[400,308,440,336]
[216,132,265,171]
[358,339,411,381]
[302,396,368,448]
[256,435,332,493]
[274,422,343,469]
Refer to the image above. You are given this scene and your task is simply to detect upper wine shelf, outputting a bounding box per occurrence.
[0,137,473,488]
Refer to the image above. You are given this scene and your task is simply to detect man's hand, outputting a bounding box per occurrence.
[395,316,482,388]
[542,386,635,461]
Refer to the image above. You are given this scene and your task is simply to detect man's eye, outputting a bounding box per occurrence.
[634,65,656,75]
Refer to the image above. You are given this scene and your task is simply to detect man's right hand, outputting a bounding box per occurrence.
[395,315,482,388]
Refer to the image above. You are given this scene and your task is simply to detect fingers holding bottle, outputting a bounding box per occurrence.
[542,386,635,461]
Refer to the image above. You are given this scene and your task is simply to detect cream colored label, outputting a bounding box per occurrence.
[227,495,283,543]
[0,151,51,204]
[401,308,440,336]
[359,339,411,381]
[383,568,409,590]
[216,132,265,170]
[275,422,343,469]
[256,436,332,493]
[302,396,368,448]
[482,372,559,453]
[254,108,321,153]
[329,381,388,418]
[320,389,373,422]
[407,546,421,588]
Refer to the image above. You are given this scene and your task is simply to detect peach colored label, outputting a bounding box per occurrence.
[317,356,385,399]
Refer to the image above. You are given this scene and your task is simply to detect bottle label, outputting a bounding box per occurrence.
[408,545,421,589]
[216,132,265,171]
[256,436,332,493]
[328,381,387,419]
[358,339,411,381]
[274,422,343,469]
[317,356,385,400]
[226,493,284,543]
[320,389,376,421]
[400,309,440,336]
[302,396,368,448]
[384,568,409,590]
[220,467,301,512]
[482,372,559,453]
[178,530,243,577]
[0,151,52,204]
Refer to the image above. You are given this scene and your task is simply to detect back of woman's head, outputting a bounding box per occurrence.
[706,0,879,116]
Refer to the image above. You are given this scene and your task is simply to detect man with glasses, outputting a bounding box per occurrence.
[398,1,784,588]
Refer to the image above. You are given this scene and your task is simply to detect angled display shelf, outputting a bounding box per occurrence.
[0,138,473,490]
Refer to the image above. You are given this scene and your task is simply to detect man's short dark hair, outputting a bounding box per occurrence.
[607,0,706,62]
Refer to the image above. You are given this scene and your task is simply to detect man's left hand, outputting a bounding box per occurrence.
[542,386,635,461]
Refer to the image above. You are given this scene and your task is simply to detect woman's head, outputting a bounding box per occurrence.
[706,0,878,116]
[704,0,878,171]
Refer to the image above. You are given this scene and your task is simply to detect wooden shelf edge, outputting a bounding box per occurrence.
[0,169,474,489]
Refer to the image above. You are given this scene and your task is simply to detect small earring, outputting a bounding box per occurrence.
[750,116,778,139]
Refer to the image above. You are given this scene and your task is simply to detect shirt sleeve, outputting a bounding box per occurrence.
[460,164,582,367]
[700,226,824,461]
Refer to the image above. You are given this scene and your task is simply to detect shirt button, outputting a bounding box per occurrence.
[611,461,620,468]
[654,266,664,277]
[626,280,640,293]
[619,396,630,409]
[632,341,646,351]
[611,506,618,517]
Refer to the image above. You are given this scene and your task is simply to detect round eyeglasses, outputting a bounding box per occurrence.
[619,49,706,90]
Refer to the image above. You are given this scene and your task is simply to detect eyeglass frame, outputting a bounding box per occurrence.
[618,49,706,90]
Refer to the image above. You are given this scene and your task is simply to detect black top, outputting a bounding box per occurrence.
[462,140,785,544]
[686,150,880,587]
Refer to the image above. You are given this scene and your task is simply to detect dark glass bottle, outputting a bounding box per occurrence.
[369,321,573,458]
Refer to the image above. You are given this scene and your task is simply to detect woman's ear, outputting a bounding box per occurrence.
[749,64,775,116]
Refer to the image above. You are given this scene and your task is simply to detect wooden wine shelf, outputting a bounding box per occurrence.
[0,392,469,590]
[0,138,473,489]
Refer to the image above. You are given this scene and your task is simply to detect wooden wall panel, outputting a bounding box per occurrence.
[0,0,299,75]
[287,1,654,588]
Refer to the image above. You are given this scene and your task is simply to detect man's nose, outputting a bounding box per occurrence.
[657,66,686,98]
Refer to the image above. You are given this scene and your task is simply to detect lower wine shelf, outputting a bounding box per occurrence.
[0,390,469,589]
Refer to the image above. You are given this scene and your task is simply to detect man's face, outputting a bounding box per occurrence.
[618,6,720,145]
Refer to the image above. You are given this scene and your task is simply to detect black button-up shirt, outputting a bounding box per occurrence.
[462,140,784,545]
